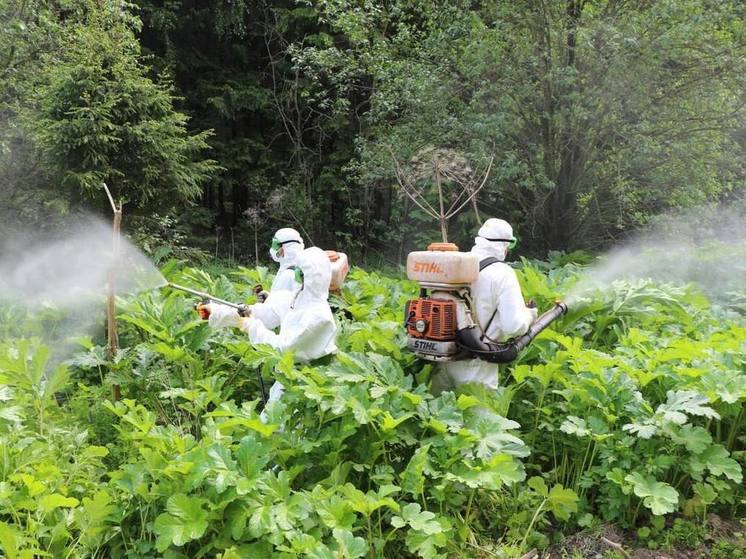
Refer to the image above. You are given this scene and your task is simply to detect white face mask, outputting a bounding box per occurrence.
[269,247,280,263]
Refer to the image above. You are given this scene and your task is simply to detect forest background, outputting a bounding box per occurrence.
[1,0,745,263]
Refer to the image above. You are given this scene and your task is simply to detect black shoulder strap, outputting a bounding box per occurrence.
[479,257,500,272]
[478,257,500,341]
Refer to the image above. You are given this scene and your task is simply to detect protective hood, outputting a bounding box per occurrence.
[270,227,305,264]
[275,227,303,245]
[278,242,303,267]
[295,247,331,302]
[473,236,509,262]
[473,218,514,261]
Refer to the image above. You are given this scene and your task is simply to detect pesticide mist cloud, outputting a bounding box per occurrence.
[566,206,746,305]
[0,216,166,309]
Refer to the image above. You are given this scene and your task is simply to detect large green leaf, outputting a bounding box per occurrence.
[0,521,18,559]
[547,484,578,521]
[690,444,743,483]
[332,528,368,558]
[625,473,679,515]
[39,493,79,513]
[400,444,430,497]
[391,503,444,535]
[154,494,209,551]
[657,390,720,424]
[669,424,712,454]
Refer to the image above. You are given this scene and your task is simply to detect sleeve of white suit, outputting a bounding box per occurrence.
[249,289,294,330]
[248,301,282,330]
[495,269,535,338]
[207,303,241,329]
[239,312,324,354]
[270,267,298,292]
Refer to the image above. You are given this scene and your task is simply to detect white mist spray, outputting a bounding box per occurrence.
[565,206,746,306]
[0,216,166,308]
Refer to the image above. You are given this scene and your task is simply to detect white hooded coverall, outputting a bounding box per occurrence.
[209,228,304,330]
[269,227,304,293]
[431,221,536,394]
[260,227,305,326]
[209,246,337,404]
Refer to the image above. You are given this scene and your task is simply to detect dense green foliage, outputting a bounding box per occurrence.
[0,0,216,232]
[295,0,746,251]
[27,5,218,207]
[2,0,745,258]
[0,260,743,557]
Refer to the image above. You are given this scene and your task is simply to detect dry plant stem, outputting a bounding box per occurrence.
[390,151,440,219]
[434,156,448,242]
[103,183,123,401]
[518,549,538,559]
[600,537,631,559]
[443,156,493,219]
[398,179,440,219]
[390,147,493,243]
[470,185,481,222]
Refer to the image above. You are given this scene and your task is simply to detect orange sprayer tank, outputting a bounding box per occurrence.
[404,243,476,361]
[406,242,479,284]
[326,250,349,291]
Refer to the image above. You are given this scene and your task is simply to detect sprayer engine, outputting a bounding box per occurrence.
[405,296,462,360]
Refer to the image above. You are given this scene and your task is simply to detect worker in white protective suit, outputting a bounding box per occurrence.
[200,228,304,330]
[267,228,305,292]
[200,246,337,408]
[431,218,538,394]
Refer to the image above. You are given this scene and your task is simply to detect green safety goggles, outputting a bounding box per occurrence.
[271,237,301,251]
[482,235,518,249]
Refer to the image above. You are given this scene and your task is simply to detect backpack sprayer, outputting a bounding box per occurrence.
[404,243,567,363]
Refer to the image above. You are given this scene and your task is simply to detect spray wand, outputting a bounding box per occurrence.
[456,301,568,363]
[166,282,250,316]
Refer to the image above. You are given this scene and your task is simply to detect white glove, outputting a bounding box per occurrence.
[207,303,242,329]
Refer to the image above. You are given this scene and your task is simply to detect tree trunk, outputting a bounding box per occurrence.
[218,184,225,220]
[545,0,585,251]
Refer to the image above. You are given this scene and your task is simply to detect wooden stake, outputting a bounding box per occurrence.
[103,183,122,401]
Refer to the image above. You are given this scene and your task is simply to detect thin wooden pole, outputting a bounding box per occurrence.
[103,183,122,401]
